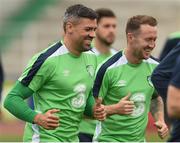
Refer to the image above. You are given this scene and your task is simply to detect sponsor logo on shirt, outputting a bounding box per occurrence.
[130,93,145,117]
[71,84,86,108]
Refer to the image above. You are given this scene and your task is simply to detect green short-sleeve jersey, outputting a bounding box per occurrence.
[93,51,158,142]
[79,48,117,135]
[18,41,97,142]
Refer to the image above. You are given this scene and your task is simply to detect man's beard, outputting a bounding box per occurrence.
[97,34,114,46]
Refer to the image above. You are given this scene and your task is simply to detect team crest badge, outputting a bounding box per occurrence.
[86,65,95,77]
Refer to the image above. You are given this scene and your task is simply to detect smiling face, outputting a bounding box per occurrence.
[69,18,97,52]
[128,24,157,60]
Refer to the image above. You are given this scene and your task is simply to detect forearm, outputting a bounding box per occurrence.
[150,96,165,122]
[4,81,38,123]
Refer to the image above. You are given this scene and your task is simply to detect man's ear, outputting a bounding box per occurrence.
[65,22,73,34]
[127,32,134,41]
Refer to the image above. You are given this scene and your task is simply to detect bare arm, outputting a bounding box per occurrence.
[150,96,164,122]
[150,95,168,139]
[167,85,180,118]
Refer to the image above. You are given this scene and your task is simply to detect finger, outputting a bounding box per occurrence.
[47,123,59,128]
[122,93,131,101]
[159,130,168,139]
[47,118,59,124]
[94,108,106,115]
[161,131,168,139]
[159,126,167,133]
[124,104,135,109]
[162,131,168,139]
[95,111,106,116]
[128,101,135,105]
[95,107,105,112]
[95,114,106,121]
[158,129,168,139]
[49,109,60,114]
[124,108,134,112]
[95,113,106,118]
[154,122,162,129]
[48,115,59,120]
[46,126,58,130]
[95,98,102,107]
[160,128,168,137]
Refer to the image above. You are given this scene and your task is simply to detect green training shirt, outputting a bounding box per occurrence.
[17,41,97,142]
[93,50,158,142]
[79,47,117,135]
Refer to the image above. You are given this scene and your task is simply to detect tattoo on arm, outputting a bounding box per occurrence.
[150,96,164,121]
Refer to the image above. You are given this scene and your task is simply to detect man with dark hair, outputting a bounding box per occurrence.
[4,4,106,142]
[151,42,180,141]
[93,15,168,142]
[79,8,117,142]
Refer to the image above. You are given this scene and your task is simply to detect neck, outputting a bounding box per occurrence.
[94,38,111,54]
[124,46,142,64]
[63,36,81,56]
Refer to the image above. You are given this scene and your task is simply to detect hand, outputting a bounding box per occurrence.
[34,109,60,130]
[154,121,169,139]
[115,93,134,115]
[93,98,106,121]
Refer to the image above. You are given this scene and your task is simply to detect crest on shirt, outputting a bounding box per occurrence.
[86,65,95,77]
[147,75,153,87]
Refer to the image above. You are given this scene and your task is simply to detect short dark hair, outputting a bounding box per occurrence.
[95,8,116,23]
[63,4,97,32]
[126,15,157,34]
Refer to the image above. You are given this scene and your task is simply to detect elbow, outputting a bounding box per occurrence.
[3,93,16,113]
[3,95,11,111]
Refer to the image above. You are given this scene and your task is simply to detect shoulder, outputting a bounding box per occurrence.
[97,51,126,73]
[37,41,69,65]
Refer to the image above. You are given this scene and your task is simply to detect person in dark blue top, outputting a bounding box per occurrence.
[167,55,180,117]
[158,32,180,125]
[151,42,180,142]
